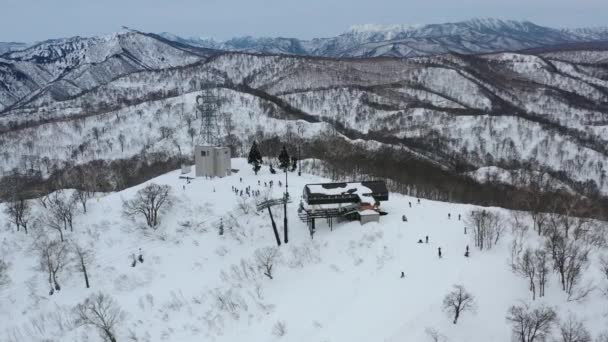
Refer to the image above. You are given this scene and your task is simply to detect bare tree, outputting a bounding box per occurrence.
[442,285,476,324]
[523,172,554,236]
[599,255,608,281]
[516,248,538,300]
[0,258,9,289]
[557,314,591,342]
[255,247,280,279]
[272,320,287,337]
[506,303,557,342]
[563,243,590,297]
[4,198,31,233]
[123,183,172,228]
[596,331,608,342]
[72,189,92,214]
[74,292,125,342]
[117,133,126,153]
[425,328,448,342]
[35,236,69,293]
[466,209,505,251]
[71,241,94,289]
[534,249,549,298]
[47,192,77,233]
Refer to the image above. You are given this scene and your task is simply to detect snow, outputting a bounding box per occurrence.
[1,158,607,341]
[358,209,379,216]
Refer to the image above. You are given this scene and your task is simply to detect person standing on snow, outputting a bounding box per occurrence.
[438,247,442,258]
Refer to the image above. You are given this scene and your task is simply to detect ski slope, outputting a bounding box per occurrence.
[0,158,607,341]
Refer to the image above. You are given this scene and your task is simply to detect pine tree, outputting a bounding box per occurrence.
[248,141,262,175]
[290,156,298,172]
[278,146,290,171]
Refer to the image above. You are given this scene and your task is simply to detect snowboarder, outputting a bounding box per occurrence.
[401,271,405,278]
[138,248,144,263]
[425,235,429,244]
[464,245,469,258]
[438,247,442,258]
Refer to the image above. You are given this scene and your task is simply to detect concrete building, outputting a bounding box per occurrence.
[194,146,231,178]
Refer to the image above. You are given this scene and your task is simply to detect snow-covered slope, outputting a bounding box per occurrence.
[1,159,606,341]
[160,18,608,58]
[0,31,212,111]
[3,50,607,200]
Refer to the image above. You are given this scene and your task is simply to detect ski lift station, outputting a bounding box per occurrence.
[194,145,231,178]
[298,181,388,234]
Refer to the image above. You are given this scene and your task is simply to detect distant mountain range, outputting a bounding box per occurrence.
[157,18,608,57]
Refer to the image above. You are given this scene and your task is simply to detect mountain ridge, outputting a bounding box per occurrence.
[158,18,608,58]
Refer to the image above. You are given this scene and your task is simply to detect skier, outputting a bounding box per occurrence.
[131,254,137,267]
[417,239,424,244]
[258,180,261,185]
[464,227,467,234]
[401,271,405,278]
[183,185,185,190]
[138,248,144,263]
[438,247,442,259]
[458,214,461,221]
[417,198,420,204]
[464,245,469,258]
[402,215,408,222]
[425,235,429,244]
[448,213,451,219]
[240,177,243,183]
[408,202,411,208]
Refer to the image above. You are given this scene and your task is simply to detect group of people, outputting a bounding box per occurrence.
[232,185,262,197]
[400,203,471,278]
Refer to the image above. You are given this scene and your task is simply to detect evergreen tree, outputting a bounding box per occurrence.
[248,141,262,175]
[290,156,298,172]
[278,146,290,171]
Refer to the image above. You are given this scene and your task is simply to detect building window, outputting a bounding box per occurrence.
[201,151,207,157]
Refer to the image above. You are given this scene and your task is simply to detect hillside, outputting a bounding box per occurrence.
[0,30,213,112]
[1,159,607,341]
[2,46,608,215]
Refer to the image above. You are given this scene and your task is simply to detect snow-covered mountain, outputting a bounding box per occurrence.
[0,42,28,54]
[2,46,608,214]
[0,30,214,111]
[160,18,608,58]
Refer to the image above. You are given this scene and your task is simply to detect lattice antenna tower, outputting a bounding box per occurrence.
[196,87,222,146]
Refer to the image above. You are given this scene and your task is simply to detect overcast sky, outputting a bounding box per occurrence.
[1,0,607,42]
